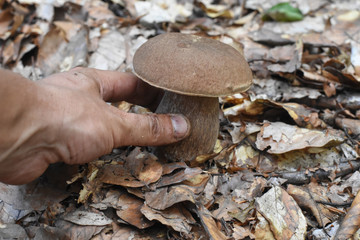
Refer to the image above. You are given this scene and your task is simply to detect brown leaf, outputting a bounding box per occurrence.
[334,190,360,240]
[99,163,144,188]
[161,161,188,175]
[37,24,88,76]
[156,166,202,188]
[55,219,104,240]
[124,148,162,185]
[141,204,195,233]
[212,196,242,221]
[287,184,332,227]
[116,192,154,229]
[195,203,227,240]
[323,82,337,97]
[145,185,196,210]
[0,8,13,38]
[254,212,276,240]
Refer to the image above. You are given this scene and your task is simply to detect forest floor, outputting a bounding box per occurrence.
[1,0,360,239]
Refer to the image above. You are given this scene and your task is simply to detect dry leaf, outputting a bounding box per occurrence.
[116,192,154,229]
[62,209,112,226]
[195,203,227,240]
[256,122,344,154]
[141,204,195,233]
[256,186,307,239]
[334,190,360,240]
[145,185,196,210]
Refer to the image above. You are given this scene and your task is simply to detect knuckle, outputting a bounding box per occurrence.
[147,114,163,141]
[68,68,101,94]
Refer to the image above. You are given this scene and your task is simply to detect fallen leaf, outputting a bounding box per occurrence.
[141,204,195,233]
[256,186,307,240]
[145,185,196,210]
[334,190,360,240]
[255,122,344,154]
[62,209,112,226]
[116,192,154,229]
[262,2,303,22]
[195,203,227,240]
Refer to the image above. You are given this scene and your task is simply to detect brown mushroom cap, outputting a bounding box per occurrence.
[133,32,252,97]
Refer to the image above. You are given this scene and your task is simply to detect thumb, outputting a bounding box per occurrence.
[110,111,190,147]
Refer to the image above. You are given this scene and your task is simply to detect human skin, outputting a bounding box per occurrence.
[0,68,189,185]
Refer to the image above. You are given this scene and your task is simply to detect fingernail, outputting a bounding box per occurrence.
[170,114,190,139]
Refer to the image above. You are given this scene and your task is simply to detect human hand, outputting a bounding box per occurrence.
[0,68,189,185]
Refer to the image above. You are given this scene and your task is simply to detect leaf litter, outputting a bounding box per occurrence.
[1,0,360,239]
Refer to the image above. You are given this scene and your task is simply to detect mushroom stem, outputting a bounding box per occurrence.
[155,91,219,161]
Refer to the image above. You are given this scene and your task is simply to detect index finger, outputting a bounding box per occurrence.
[71,68,162,106]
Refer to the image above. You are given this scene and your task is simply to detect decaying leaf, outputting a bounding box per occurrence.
[256,186,307,239]
[254,212,276,240]
[55,219,105,240]
[37,23,88,76]
[88,30,126,70]
[287,184,334,227]
[334,190,360,240]
[124,147,163,185]
[145,185,196,210]
[141,204,195,234]
[256,122,344,154]
[115,191,154,229]
[195,203,228,240]
[98,163,145,188]
[62,209,112,226]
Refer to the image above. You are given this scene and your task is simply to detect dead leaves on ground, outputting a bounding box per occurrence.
[1,0,360,239]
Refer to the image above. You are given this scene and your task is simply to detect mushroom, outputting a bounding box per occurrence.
[133,33,252,161]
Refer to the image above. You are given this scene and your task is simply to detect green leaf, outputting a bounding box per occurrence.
[262,2,304,22]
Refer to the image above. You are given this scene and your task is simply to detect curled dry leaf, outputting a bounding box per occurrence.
[115,191,154,229]
[141,204,195,234]
[156,166,203,188]
[124,147,163,185]
[144,185,196,211]
[198,0,234,19]
[195,203,227,240]
[334,190,360,240]
[287,184,332,227]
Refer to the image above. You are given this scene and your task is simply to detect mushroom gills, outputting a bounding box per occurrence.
[155,91,219,162]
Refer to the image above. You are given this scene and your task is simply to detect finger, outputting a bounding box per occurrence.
[69,68,162,106]
[109,110,190,147]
